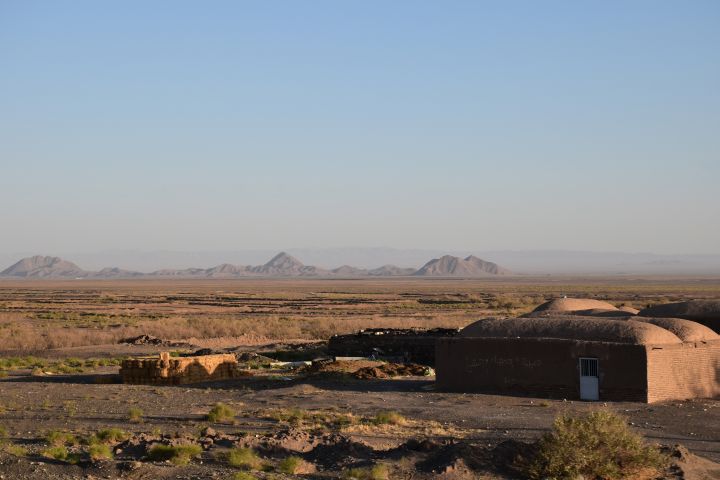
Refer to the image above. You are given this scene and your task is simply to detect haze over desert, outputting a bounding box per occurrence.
[1,1,719,479]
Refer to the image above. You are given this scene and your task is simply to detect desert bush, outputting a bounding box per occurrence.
[148,443,203,465]
[3,443,27,456]
[42,445,80,464]
[343,464,389,480]
[88,443,113,460]
[267,408,355,430]
[63,400,78,417]
[233,473,258,480]
[43,445,69,461]
[278,455,304,474]
[94,428,128,443]
[226,447,262,470]
[372,411,406,426]
[207,402,235,423]
[268,407,306,425]
[128,407,144,422]
[46,430,78,446]
[525,410,667,479]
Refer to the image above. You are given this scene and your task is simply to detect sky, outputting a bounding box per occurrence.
[1,1,719,256]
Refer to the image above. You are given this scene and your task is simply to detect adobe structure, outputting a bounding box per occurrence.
[120,352,247,385]
[639,300,720,334]
[328,328,459,365]
[436,316,720,403]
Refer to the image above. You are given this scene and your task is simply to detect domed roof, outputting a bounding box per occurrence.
[460,317,683,345]
[630,317,718,342]
[618,306,640,314]
[532,298,618,313]
[639,300,720,322]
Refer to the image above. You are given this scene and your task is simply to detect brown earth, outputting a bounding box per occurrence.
[0,368,719,479]
[0,278,719,478]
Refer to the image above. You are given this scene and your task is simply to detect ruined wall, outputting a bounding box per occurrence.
[328,328,459,365]
[646,340,720,403]
[435,337,648,401]
[120,352,245,385]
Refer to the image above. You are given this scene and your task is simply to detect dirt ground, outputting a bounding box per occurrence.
[0,278,719,479]
[0,365,719,479]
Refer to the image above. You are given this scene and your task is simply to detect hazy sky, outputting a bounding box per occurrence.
[1,1,718,255]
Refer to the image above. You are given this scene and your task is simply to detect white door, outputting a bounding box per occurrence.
[579,358,599,401]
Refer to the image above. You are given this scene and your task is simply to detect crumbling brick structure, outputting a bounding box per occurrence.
[120,352,246,385]
[436,316,720,403]
[328,328,459,365]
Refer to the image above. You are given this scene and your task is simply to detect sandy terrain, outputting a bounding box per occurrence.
[0,278,718,479]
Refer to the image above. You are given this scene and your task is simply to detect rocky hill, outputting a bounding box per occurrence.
[368,265,417,276]
[250,252,328,276]
[1,253,510,279]
[414,255,510,277]
[0,256,88,278]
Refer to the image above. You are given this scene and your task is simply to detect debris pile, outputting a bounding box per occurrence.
[328,328,459,365]
[300,359,433,379]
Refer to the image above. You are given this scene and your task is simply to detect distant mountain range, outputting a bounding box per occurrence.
[0,253,509,279]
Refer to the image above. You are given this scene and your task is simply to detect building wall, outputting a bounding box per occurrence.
[646,340,720,403]
[435,338,648,401]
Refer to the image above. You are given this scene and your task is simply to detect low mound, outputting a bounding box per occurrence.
[532,298,618,313]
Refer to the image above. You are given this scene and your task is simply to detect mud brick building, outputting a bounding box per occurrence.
[436,316,720,403]
[120,352,246,385]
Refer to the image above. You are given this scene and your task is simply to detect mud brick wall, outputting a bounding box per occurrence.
[646,340,720,403]
[328,329,458,365]
[436,337,649,401]
[120,352,244,385]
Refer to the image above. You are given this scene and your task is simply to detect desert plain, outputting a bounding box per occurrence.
[0,277,719,479]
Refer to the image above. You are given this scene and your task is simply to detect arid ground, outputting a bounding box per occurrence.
[0,278,719,479]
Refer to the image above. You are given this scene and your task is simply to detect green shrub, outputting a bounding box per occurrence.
[343,464,389,480]
[525,410,668,479]
[269,407,306,424]
[4,443,28,456]
[233,473,258,480]
[63,400,78,417]
[43,445,69,461]
[207,402,235,423]
[372,411,406,426]
[128,407,144,422]
[88,443,113,461]
[226,447,262,469]
[278,455,304,474]
[0,425,7,439]
[148,443,203,465]
[369,464,389,480]
[95,428,128,443]
[46,430,78,446]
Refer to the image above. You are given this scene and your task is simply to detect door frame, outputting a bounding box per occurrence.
[579,357,599,401]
